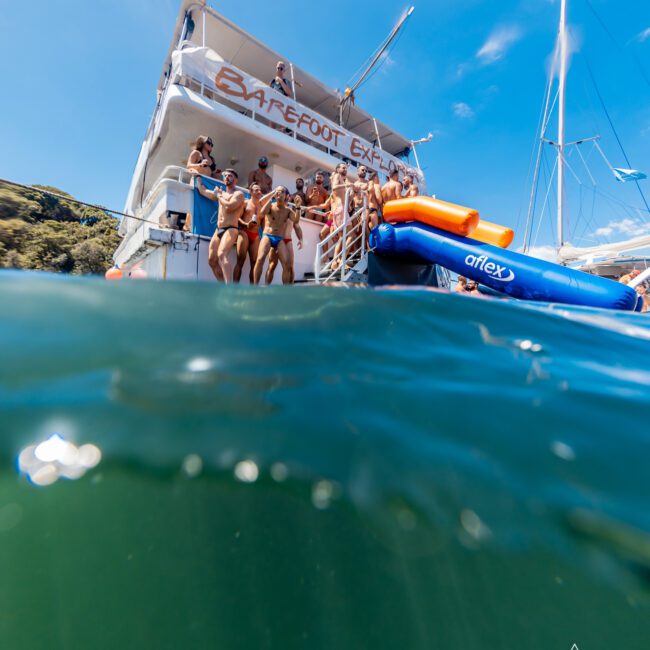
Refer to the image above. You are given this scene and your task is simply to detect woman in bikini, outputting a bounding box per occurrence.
[185,136,219,232]
[186,135,218,178]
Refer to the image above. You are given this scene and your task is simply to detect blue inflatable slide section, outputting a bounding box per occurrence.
[370,222,639,311]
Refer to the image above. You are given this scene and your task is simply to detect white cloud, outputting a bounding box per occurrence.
[636,27,650,42]
[476,25,523,65]
[453,102,475,119]
[523,245,557,261]
[593,219,650,239]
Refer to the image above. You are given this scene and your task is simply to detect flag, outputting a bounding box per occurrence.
[612,168,647,182]
[192,178,250,237]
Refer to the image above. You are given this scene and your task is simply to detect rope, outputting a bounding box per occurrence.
[583,58,650,218]
[0,177,146,223]
[582,0,650,90]
[521,75,556,252]
[0,177,324,246]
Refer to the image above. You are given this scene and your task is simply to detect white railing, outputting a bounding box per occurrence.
[314,189,368,283]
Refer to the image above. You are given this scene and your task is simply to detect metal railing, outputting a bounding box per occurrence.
[315,189,368,283]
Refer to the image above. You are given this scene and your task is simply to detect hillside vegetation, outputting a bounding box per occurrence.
[0,183,122,275]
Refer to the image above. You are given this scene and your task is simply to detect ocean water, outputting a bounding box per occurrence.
[1,272,649,650]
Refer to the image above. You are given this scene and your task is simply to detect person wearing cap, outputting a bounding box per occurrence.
[248,157,272,193]
[619,269,641,285]
[196,169,245,283]
[269,61,293,98]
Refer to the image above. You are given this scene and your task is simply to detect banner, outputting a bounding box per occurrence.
[192,177,250,238]
[173,47,422,183]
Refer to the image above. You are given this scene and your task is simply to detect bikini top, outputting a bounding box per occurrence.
[193,149,216,173]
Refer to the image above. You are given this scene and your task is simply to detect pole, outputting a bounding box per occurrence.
[372,118,382,149]
[411,142,421,171]
[343,6,414,107]
[557,0,568,249]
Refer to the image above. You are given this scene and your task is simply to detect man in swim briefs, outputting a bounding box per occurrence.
[330,163,353,228]
[324,163,355,268]
[353,166,370,210]
[306,171,329,223]
[402,174,419,197]
[248,156,273,193]
[253,186,303,285]
[367,170,383,230]
[266,206,297,285]
[196,169,245,283]
[382,169,403,204]
[233,183,274,284]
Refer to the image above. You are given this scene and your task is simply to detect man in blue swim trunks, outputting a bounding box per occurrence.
[253,186,303,285]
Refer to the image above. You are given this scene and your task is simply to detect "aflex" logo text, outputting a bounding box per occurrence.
[464,255,515,282]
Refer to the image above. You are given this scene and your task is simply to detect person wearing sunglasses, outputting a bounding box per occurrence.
[269,61,293,98]
[186,135,218,178]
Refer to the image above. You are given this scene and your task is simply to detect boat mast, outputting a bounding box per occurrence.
[340,6,415,118]
[557,0,568,249]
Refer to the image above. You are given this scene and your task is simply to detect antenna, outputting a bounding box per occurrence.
[340,6,415,113]
[410,133,433,171]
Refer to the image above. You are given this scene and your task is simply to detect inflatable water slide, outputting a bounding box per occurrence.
[369,197,640,312]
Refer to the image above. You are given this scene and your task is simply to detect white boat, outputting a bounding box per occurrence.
[114,0,442,286]
[524,0,650,281]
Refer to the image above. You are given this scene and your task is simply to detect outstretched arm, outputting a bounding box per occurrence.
[195,176,220,201]
[259,192,275,218]
[316,196,332,211]
[291,209,304,249]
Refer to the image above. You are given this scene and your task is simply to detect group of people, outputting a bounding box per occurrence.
[454,276,481,296]
[185,132,420,284]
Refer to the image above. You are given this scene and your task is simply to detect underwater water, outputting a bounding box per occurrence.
[0,272,649,649]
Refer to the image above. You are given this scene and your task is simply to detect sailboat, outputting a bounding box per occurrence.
[523,0,650,281]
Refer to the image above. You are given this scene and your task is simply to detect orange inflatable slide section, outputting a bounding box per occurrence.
[383,197,479,237]
[470,220,514,249]
[383,196,514,248]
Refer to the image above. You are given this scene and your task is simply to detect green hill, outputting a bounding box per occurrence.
[0,183,122,275]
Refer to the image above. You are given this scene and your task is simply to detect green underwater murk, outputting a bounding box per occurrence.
[1,272,649,649]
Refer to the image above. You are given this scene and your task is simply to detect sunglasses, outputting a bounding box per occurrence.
[277,66,285,71]
[206,140,213,146]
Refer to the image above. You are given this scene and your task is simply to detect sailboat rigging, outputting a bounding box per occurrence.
[523,0,649,274]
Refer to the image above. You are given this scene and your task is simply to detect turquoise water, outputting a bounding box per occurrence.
[1,272,649,649]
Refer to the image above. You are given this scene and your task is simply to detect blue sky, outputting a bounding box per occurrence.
[0,0,648,251]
